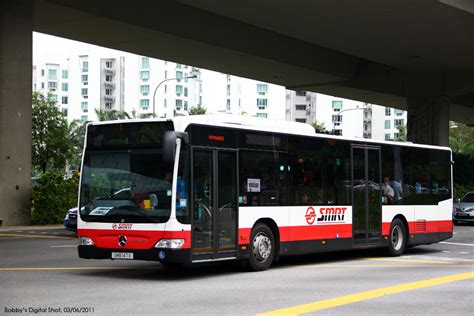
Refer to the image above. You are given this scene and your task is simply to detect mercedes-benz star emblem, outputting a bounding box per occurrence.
[118,235,127,247]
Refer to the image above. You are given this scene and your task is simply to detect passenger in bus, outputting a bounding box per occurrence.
[383,176,395,204]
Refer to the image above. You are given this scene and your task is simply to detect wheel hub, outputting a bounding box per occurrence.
[253,233,272,262]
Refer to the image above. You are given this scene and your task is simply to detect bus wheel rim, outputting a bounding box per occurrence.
[253,233,271,262]
[391,225,403,251]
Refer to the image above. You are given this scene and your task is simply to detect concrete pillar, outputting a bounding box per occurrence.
[407,96,450,146]
[0,0,32,226]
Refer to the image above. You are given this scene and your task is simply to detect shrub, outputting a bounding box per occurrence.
[31,172,79,225]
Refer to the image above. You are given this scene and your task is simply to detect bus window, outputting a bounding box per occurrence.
[326,139,351,205]
[430,149,451,203]
[239,150,287,206]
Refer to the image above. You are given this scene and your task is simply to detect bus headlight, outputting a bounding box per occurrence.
[155,239,185,249]
[79,237,95,246]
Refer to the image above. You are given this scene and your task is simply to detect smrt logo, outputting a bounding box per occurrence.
[317,207,347,224]
[112,223,133,230]
[305,207,316,225]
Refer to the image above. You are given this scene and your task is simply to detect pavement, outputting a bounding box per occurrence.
[0,224,473,315]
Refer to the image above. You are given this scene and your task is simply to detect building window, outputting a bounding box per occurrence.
[81,115,88,123]
[394,133,400,139]
[226,99,231,111]
[81,102,88,111]
[48,69,57,80]
[332,114,342,124]
[140,99,149,109]
[141,57,149,69]
[184,101,188,111]
[82,61,88,72]
[184,87,188,97]
[176,71,183,80]
[385,133,391,140]
[49,94,57,102]
[81,88,88,98]
[257,84,268,95]
[256,113,268,118]
[394,119,404,127]
[176,85,183,96]
[62,83,68,92]
[257,98,268,107]
[164,70,168,79]
[176,63,182,69]
[48,81,57,91]
[332,100,343,111]
[62,108,68,117]
[41,82,44,89]
[61,96,68,104]
[385,120,391,129]
[226,84,231,96]
[385,107,391,116]
[105,61,113,68]
[140,85,149,95]
[176,99,183,110]
[41,69,45,76]
[295,118,306,123]
[164,85,167,94]
[105,75,112,82]
[105,103,112,110]
[140,71,150,81]
[62,70,68,79]
[295,104,306,111]
[226,75,231,82]
[296,91,306,96]
[395,109,403,116]
[81,74,88,84]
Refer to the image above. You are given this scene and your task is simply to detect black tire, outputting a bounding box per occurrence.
[387,218,407,256]
[248,223,275,271]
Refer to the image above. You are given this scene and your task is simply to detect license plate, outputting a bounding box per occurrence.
[112,252,134,260]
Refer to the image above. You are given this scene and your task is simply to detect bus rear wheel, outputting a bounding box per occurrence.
[248,223,275,271]
[387,218,407,256]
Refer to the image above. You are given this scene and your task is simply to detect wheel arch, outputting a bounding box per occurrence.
[392,214,410,241]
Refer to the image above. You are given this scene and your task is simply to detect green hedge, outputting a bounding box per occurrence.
[31,172,79,225]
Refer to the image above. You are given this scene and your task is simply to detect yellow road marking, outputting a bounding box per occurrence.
[258,272,474,316]
[0,266,157,271]
[0,233,76,240]
[364,257,454,264]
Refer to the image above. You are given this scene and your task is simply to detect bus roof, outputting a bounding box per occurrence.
[88,114,452,152]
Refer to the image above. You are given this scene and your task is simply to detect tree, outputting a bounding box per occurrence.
[94,108,130,121]
[310,121,326,133]
[449,121,474,158]
[188,105,207,115]
[130,109,154,119]
[32,92,75,174]
[68,119,89,170]
[395,123,407,141]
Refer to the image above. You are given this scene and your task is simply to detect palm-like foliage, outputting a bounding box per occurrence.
[310,121,326,133]
[188,105,207,115]
[94,108,130,121]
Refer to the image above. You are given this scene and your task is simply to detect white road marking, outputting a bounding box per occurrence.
[442,251,451,253]
[440,242,474,247]
[460,252,470,255]
[49,245,77,248]
[40,232,47,234]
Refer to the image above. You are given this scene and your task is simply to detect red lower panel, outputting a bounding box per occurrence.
[78,229,191,249]
[381,220,453,235]
[238,224,351,244]
[240,220,452,244]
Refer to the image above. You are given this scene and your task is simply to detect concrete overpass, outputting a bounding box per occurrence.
[1,0,473,225]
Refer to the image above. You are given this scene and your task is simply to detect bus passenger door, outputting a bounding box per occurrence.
[352,145,382,246]
[191,149,238,261]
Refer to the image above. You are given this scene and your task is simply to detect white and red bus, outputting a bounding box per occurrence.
[77,115,453,271]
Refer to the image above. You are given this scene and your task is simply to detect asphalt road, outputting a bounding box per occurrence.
[0,224,473,315]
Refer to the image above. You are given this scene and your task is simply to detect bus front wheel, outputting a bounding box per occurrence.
[248,223,275,271]
[387,218,407,256]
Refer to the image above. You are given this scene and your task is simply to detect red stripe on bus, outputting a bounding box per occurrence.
[78,229,191,249]
[382,220,453,235]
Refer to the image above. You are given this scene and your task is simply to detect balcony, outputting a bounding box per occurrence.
[104,96,115,102]
[104,68,115,75]
[104,82,115,89]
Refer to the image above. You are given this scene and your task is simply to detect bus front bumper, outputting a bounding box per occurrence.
[78,245,191,264]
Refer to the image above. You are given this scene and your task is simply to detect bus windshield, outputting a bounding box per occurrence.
[80,149,174,223]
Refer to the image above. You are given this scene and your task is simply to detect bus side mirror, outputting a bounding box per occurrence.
[163,131,189,164]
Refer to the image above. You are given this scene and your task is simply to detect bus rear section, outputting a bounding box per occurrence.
[77,120,193,265]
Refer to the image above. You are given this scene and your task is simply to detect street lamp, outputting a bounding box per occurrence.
[332,105,367,135]
[152,72,198,118]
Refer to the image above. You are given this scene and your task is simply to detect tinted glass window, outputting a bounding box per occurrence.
[326,139,351,205]
[239,131,288,152]
[189,125,237,148]
[239,150,287,206]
